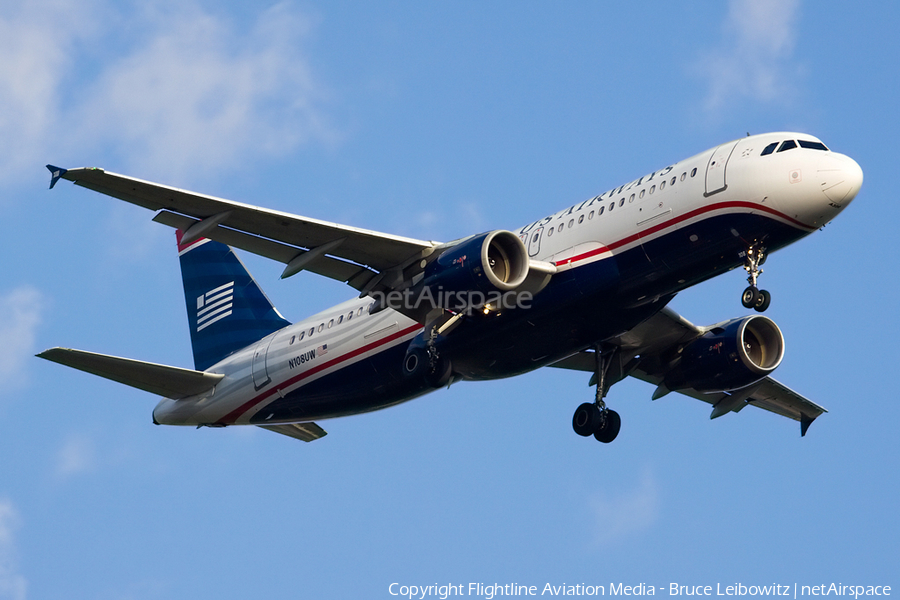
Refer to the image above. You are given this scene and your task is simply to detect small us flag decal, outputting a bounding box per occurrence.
[196,281,234,331]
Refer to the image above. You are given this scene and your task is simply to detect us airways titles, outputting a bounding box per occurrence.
[518,163,678,235]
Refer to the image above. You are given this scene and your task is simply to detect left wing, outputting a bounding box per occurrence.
[48,165,440,296]
[550,307,827,436]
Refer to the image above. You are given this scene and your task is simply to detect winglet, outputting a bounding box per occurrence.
[46,165,67,189]
[800,415,816,437]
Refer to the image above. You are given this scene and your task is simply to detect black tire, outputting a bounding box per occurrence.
[593,409,621,443]
[425,355,453,388]
[573,403,601,437]
[741,286,759,309]
[754,289,771,313]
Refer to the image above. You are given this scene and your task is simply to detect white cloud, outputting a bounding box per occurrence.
[55,434,97,478]
[589,470,659,545]
[0,499,27,600]
[0,0,336,185]
[0,286,44,392]
[699,0,802,114]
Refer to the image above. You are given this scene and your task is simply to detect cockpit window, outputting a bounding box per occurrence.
[777,140,797,152]
[761,142,778,156]
[798,140,829,151]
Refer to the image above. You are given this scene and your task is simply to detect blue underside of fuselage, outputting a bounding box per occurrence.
[249,212,809,423]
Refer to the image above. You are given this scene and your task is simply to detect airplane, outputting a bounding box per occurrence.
[38,132,863,443]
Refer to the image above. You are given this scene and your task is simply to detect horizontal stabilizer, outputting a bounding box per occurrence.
[46,164,67,189]
[257,422,328,442]
[36,347,223,399]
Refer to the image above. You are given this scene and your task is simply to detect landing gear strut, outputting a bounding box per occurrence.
[741,245,771,313]
[402,324,452,388]
[572,345,621,443]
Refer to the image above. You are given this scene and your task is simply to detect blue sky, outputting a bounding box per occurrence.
[1,1,898,598]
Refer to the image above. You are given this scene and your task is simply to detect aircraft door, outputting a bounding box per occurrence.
[251,332,276,390]
[705,141,739,196]
[527,227,544,257]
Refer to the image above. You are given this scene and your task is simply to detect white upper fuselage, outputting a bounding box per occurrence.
[152,132,863,427]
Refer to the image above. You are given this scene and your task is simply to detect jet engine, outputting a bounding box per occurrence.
[422,230,530,298]
[663,315,784,393]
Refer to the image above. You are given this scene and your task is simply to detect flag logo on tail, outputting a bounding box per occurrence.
[197,281,234,331]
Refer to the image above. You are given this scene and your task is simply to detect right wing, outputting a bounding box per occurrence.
[549,307,827,436]
[48,166,441,296]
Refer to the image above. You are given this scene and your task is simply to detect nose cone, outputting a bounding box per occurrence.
[819,153,863,206]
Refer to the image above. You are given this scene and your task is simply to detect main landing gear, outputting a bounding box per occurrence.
[740,245,771,313]
[572,346,621,443]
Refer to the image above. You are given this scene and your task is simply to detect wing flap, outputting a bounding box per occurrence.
[152,210,376,285]
[257,422,327,442]
[36,347,223,399]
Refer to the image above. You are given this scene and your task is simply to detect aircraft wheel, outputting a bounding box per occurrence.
[753,289,771,313]
[572,403,601,437]
[741,286,759,309]
[425,355,453,388]
[593,409,621,443]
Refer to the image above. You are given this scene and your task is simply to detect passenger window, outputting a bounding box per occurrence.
[690,168,697,177]
[557,224,563,233]
[578,214,584,224]
[547,227,553,237]
[799,140,829,151]
[660,181,666,190]
[670,177,676,186]
[761,142,778,156]
[357,307,363,316]
[639,189,645,199]
[338,315,343,324]
[777,140,797,152]
[588,211,594,219]
[347,312,352,321]
[680,172,686,181]
[649,185,656,194]
[568,219,574,228]
[619,198,625,207]
[299,331,305,341]
[629,193,635,203]
[608,202,614,211]
[598,206,605,215]
[308,327,314,336]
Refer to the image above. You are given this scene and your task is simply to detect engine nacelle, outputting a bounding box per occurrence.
[663,315,784,393]
[423,230,530,297]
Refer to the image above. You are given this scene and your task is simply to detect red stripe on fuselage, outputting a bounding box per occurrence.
[216,323,422,425]
[554,201,814,268]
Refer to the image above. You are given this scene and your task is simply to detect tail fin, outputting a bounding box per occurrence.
[177,232,290,370]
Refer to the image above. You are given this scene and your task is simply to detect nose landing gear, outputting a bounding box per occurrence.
[741,245,771,312]
[571,346,621,443]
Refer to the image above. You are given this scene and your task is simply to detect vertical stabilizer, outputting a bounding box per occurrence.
[177,232,290,370]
